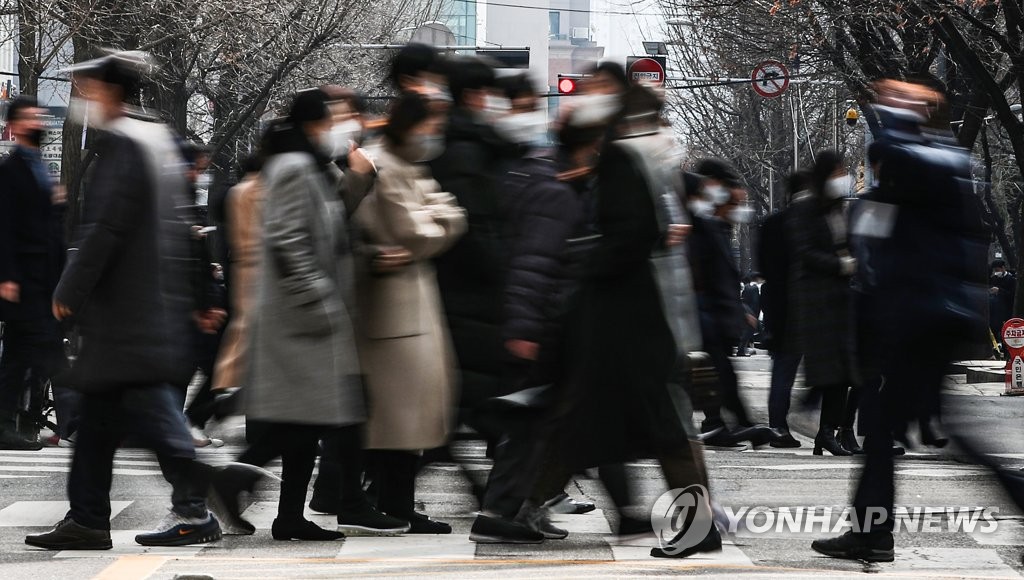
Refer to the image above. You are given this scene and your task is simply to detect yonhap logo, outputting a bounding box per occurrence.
[651,485,713,555]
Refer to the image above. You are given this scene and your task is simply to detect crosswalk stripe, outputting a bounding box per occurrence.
[0,501,132,527]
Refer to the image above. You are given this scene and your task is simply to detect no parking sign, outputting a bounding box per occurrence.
[1002,318,1024,395]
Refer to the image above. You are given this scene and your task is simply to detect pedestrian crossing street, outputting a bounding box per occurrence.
[3,445,1024,578]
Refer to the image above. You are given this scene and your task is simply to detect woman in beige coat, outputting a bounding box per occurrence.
[354,93,466,533]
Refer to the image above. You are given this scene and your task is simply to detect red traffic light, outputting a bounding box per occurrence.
[558,77,578,94]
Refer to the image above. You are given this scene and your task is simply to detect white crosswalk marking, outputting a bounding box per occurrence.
[0,501,131,527]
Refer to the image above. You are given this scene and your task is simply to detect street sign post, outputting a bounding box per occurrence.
[1003,318,1024,395]
[627,56,667,87]
[751,60,790,99]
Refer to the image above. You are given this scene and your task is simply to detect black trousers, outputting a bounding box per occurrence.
[237,422,321,521]
[702,334,752,428]
[184,328,222,430]
[311,425,371,511]
[0,318,65,425]
[768,352,801,431]
[69,383,207,530]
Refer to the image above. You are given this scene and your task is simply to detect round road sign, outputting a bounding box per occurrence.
[751,60,790,99]
[628,57,666,86]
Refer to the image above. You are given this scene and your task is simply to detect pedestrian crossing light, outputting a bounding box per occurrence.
[557,74,583,95]
[846,107,859,126]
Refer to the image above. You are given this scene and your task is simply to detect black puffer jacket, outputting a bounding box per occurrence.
[501,154,592,346]
[430,108,521,403]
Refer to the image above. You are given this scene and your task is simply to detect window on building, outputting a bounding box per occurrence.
[549,11,560,39]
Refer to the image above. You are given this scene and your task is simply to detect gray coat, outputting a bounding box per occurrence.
[246,152,365,426]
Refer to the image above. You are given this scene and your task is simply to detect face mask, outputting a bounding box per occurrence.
[409,134,445,163]
[493,110,548,146]
[67,97,108,130]
[568,93,621,127]
[195,173,211,190]
[825,174,851,199]
[688,199,716,219]
[327,119,361,158]
[726,204,754,225]
[703,184,731,205]
[481,94,511,123]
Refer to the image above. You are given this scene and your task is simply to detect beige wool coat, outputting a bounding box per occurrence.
[212,175,263,390]
[354,140,467,450]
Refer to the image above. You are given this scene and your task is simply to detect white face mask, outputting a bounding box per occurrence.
[825,174,852,199]
[688,199,716,219]
[568,93,621,127]
[727,204,755,224]
[195,173,211,190]
[410,133,445,163]
[703,184,731,205]
[493,110,548,145]
[67,97,109,130]
[482,94,511,122]
[327,119,361,158]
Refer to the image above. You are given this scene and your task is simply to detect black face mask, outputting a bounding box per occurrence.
[22,128,43,147]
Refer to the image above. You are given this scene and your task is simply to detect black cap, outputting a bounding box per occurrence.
[62,50,157,99]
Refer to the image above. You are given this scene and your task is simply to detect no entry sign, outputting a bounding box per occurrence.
[751,60,790,99]
[627,56,667,86]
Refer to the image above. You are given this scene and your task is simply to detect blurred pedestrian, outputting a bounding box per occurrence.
[788,150,860,456]
[758,171,808,448]
[685,160,777,447]
[0,96,67,450]
[353,91,466,534]
[26,51,222,550]
[228,90,373,541]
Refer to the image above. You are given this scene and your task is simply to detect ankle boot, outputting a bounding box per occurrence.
[814,427,852,456]
[837,428,863,454]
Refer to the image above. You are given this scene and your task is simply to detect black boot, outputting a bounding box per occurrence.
[814,427,852,456]
[919,420,949,448]
[0,413,42,451]
[837,428,863,454]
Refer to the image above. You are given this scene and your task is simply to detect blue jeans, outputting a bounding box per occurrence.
[768,352,802,431]
[68,383,207,530]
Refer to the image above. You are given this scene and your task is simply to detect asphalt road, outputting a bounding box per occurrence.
[2,355,1024,579]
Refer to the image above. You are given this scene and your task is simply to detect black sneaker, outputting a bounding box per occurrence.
[470,514,544,544]
[308,495,339,515]
[337,503,410,536]
[398,511,452,534]
[811,530,895,562]
[25,517,112,550]
[135,511,222,546]
[651,525,722,558]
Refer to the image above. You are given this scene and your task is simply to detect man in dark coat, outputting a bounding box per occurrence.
[737,274,762,356]
[25,52,222,551]
[430,57,520,417]
[0,96,66,450]
[758,171,807,448]
[812,80,994,562]
[684,160,777,447]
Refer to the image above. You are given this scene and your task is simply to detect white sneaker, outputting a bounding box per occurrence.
[190,426,224,448]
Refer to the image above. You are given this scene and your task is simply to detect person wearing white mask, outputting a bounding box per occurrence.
[684,160,782,449]
[788,150,860,457]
